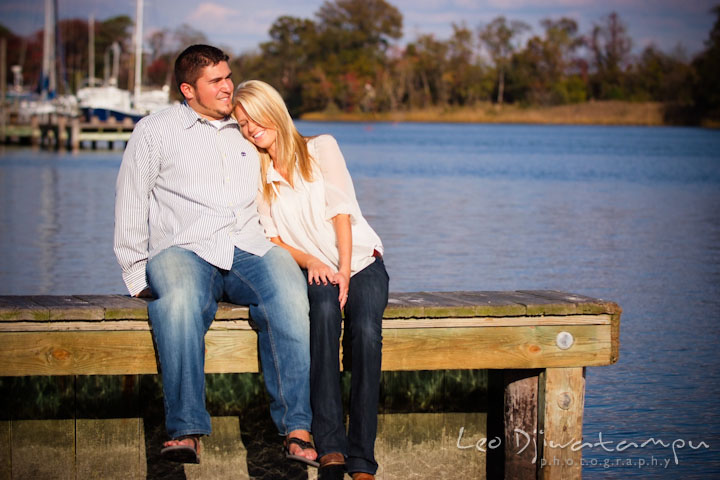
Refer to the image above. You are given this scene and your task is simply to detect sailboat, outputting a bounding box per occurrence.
[76,41,143,122]
[17,0,78,121]
[76,0,171,123]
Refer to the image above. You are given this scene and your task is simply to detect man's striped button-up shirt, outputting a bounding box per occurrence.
[114,102,272,296]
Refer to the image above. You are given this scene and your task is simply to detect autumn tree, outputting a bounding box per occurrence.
[587,12,632,99]
[509,17,585,104]
[478,16,529,105]
[315,0,403,110]
[627,45,692,103]
[446,23,489,105]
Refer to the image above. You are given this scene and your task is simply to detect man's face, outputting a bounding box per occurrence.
[182,61,233,120]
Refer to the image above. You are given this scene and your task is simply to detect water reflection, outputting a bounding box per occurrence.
[1,123,720,477]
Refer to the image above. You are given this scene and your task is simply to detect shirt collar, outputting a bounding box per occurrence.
[179,101,239,130]
[266,162,289,185]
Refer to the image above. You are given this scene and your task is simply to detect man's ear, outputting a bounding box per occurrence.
[180,82,194,101]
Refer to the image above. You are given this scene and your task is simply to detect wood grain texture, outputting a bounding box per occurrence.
[30,296,105,320]
[380,325,611,371]
[504,370,541,479]
[12,420,75,479]
[0,292,620,376]
[0,422,10,480]
[76,419,146,479]
[538,367,586,480]
[0,292,621,321]
[0,297,49,321]
[0,324,610,376]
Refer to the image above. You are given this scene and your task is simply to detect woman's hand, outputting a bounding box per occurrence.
[306,257,336,286]
[333,270,350,309]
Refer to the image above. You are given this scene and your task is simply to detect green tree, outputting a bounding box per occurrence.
[478,16,530,105]
[0,24,28,91]
[692,5,720,118]
[509,17,585,105]
[315,0,403,110]
[404,34,448,108]
[446,23,489,105]
[587,12,632,99]
[58,19,89,93]
[629,45,693,103]
[95,16,133,89]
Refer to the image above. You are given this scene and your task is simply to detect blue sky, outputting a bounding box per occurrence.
[2,0,717,57]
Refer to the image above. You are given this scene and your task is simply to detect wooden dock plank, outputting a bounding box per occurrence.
[0,422,10,480]
[0,297,49,321]
[30,296,104,320]
[183,417,249,480]
[0,329,261,376]
[381,324,611,371]
[215,301,250,320]
[12,420,75,480]
[381,314,611,329]
[386,291,529,318]
[0,322,610,376]
[76,419,146,479]
[435,291,528,317]
[0,292,620,323]
[518,290,621,316]
[74,295,149,320]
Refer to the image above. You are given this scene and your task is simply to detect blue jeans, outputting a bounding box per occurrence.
[308,257,389,475]
[146,246,311,439]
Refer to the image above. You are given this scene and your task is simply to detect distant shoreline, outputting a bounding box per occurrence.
[301,101,716,127]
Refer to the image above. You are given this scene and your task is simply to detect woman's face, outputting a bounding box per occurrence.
[234,104,277,155]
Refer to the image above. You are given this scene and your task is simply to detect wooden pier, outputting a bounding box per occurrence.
[0,291,621,479]
[1,114,134,151]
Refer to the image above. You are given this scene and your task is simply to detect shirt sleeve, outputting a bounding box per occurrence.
[256,190,279,238]
[313,135,361,222]
[113,121,159,296]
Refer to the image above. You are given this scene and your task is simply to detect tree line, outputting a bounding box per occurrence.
[2,0,719,122]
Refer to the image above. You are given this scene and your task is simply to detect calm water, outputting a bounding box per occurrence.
[1,122,719,477]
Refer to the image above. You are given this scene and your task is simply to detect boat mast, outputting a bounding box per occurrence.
[41,0,56,99]
[134,0,143,101]
[88,14,95,86]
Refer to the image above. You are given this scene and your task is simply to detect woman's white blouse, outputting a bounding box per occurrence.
[256,134,383,276]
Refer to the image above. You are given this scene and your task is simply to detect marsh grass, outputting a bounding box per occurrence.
[302,101,684,126]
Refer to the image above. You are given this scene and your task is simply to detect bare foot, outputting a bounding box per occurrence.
[287,429,317,461]
[163,436,201,453]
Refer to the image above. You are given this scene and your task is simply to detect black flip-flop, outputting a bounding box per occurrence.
[161,435,200,464]
[285,436,320,467]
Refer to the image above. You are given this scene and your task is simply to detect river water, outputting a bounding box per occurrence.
[1,122,719,477]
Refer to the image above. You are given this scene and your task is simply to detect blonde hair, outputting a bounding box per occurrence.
[233,80,313,204]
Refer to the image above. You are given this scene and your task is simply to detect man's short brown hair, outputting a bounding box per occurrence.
[174,45,230,98]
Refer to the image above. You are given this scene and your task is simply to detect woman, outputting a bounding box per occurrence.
[233,80,388,480]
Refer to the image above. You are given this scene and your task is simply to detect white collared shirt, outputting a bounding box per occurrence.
[114,102,273,295]
[257,134,383,276]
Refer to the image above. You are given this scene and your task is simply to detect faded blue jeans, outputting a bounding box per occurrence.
[146,246,312,439]
[308,256,389,476]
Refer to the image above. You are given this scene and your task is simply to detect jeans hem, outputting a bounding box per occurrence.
[169,429,212,439]
[281,424,313,436]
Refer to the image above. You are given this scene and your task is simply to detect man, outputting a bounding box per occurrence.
[114,44,317,465]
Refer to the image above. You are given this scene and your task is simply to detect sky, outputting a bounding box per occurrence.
[1,0,718,57]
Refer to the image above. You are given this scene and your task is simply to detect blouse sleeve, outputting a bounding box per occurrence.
[256,190,279,238]
[313,135,361,223]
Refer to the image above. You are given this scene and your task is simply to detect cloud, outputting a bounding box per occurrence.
[187,3,241,24]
